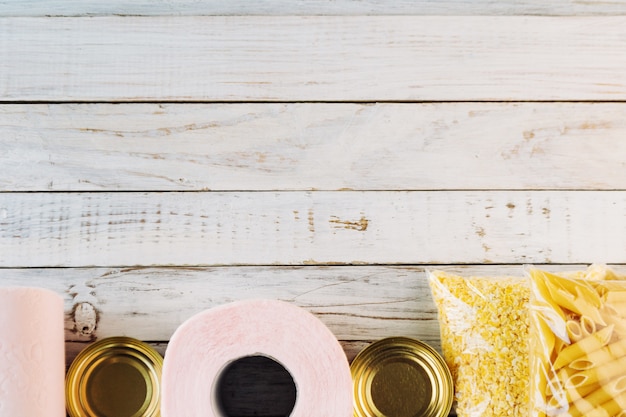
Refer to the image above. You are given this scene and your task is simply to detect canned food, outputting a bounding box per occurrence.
[351,337,453,417]
[66,337,163,417]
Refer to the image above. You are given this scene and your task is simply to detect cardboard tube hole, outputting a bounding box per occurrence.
[216,355,297,417]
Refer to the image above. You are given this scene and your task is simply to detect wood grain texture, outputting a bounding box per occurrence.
[3,102,626,191]
[2,0,626,16]
[9,264,605,360]
[4,265,596,348]
[2,191,626,267]
[0,266,439,344]
[3,16,626,101]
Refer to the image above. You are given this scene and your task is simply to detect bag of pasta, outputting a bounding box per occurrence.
[528,265,626,417]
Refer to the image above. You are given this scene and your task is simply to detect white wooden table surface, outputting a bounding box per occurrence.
[2,1,626,415]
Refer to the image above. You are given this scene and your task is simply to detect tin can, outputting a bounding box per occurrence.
[351,337,453,417]
[66,336,163,417]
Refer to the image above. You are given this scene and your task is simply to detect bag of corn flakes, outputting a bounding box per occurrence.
[429,270,529,417]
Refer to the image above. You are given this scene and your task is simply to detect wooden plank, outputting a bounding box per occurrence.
[0,266,439,344]
[3,103,626,191]
[2,16,626,101]
[2,0,626,17]
[3,265,594,348]
[7,264,603,354]
[2,191,626,267]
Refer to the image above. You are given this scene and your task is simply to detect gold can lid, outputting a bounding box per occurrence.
[351,337,453,417]
[66,337,163,417]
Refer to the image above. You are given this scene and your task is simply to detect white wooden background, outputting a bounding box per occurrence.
[2,1,626,416]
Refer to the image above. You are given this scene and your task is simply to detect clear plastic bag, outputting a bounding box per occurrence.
[429,270,530,417]
[528,265,626,417]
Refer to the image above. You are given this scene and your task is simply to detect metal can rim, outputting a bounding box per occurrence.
[66,336,163,417]
[351,336,453,417]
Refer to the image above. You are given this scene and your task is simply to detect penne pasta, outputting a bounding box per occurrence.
[543,270,601,308]
[546,394,562,410]
[531,269,568,321]
[560,264,622,283]
[580,315,597,338]
[564,381,600,404]
[551,287,579,314]
[568,357,593,371]
[570,382,624,417]
[554,325,614,370]
[583,264,622,282]
[546,369,567,398]
[568,339,626,371]
[529,266,626,417]
[565,354,626,389]
[533,314,557,358]
[573,288,606,326]
[563,403,587,417]
[610,375,626,394]
[566,320,583,343]
[584,406,611,417]
[550,367,574,394]
[535,358,549,395]
[551,287,605,326]
[598,305,626,335]
[584,389,626,417]
[594,280,626,291]
[553,338,568,363]
[605,291,626,304]
[565,315,597,344]
[545,397,568,417]
[606,301,626,315]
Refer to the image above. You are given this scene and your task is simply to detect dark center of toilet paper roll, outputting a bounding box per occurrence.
[216,355,297,417]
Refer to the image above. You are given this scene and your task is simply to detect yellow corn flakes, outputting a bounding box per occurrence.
[429,270,529,417]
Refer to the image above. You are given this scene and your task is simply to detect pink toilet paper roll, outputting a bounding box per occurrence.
[0,287,65,417]
[162,299,353,417]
